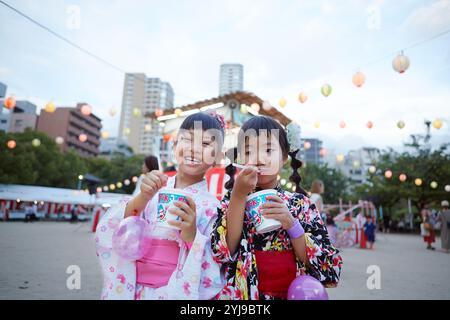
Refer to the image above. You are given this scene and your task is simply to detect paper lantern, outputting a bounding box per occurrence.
[352,72,366,87]
[298,92,307,103]
[314,121,321,128]
[353,160,360,168]
[155,109,164,117]
[144,124,152,132]
[45,102,56,113]
[339,121,346,129]
[103,186,109,192]
[392,52,410,74]
[55,136,64,145]
[101,131,110,139]
[321,84,332,97]
[7,140,16,149]
[159,122,166,128]
[116,182,123,188]
[397,121,405,129]
[133,108,141,117]
[174,108,183,116]
[4,97,16,109]
[385,170,393,179]
[304,141,311,150]
[124,179,131,186]
[240,104,248,114]
[445,185,450,192]
[262,101,272,111]
[109,107,117,117]
[80,104,92,116]
[96,187,102,193]
[163,134,171,143]
[251,103,260,112]
[319,148,327,157]
[132,176,138,183]
[109,184,116,190]
[432,119,443,130]
[32,138,41,147]
[336,154,344,162]
[399,173,407,182]
[366,121,373,129]
[280,179,287,186]
[430,181,438,189]
[79,133,88,142]
[123,128,130,135]
[368,165,376,174]
[279,98,287,108]
[415,178,423,186]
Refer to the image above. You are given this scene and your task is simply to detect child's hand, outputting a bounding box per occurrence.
[140,170,168,200]
[234,166,258,195]
[168,196,197,243]
[260,195,295,230]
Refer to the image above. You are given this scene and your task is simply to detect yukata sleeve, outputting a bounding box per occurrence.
[210,191,238,264]
[293,194,343,287]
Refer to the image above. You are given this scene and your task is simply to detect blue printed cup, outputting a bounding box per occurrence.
[157,188,191,230]
[246,189,282,234]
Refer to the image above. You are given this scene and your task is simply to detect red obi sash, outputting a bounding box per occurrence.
[136,239,180,288]
[254,250,297,299]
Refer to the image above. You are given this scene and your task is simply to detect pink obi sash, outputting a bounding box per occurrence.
[136,239,180,288]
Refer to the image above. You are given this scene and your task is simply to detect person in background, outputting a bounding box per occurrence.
[133,155,160,197]
[310,179,326,225]
[421,203,436,250]
[363,215,376,250]
[70,204,79,223]
[439,200,450,253]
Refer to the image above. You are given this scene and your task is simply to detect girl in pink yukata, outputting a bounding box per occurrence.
[95,112,226,300]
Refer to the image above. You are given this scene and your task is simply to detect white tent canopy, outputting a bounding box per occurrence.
[0,184,127,206]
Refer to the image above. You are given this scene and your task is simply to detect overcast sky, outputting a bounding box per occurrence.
[1,0,449,155]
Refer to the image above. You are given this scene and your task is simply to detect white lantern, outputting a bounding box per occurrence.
[392,52,410,73]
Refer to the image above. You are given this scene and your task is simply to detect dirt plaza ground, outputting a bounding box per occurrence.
[0,221,449,300]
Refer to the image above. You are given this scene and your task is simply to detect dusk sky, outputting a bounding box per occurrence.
[1,0,449,155]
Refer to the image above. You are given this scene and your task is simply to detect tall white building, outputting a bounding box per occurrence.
[118,73,174,155]
[338,147,381,184]
[219,64,244,96]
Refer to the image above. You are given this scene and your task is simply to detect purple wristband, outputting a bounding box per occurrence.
[287,219,305,239]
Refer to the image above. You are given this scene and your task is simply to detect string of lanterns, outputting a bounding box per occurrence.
[365,166,450,192]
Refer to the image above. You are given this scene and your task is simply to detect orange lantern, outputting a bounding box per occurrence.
[163,134,171,143]
[298,92,307,103]
[79,133,88,142]
[352,72,366,87]
[399,173,407,182]
[7,140,16,149]
[366,121,373,129]
[4,97,16,109]
[155,109,164,117]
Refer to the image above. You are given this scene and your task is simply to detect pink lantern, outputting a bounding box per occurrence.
[352,72,366,87]
[80,104,92,116]
[7,140,16,149]
[366,121,373,129]
[79,133,88,142]
[385,170,393,179]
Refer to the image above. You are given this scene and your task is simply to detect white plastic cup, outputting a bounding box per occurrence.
[156,188,192,230]
[246,189,282,233]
